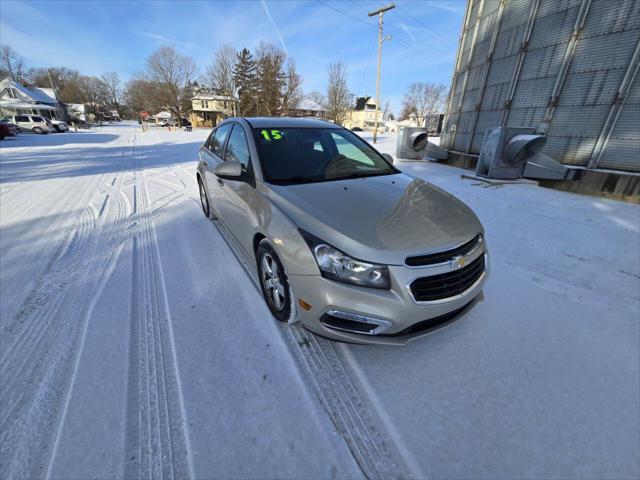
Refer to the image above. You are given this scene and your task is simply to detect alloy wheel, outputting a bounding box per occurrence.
[261,253,285,311]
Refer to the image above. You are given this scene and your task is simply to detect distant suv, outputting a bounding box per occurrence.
[49,118,69,132]
[2,115,54,134]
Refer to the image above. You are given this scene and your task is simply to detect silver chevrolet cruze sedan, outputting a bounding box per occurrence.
[196,117,488,345]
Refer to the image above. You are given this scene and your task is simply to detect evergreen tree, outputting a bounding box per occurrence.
[233,48,257,116]
[255,42,286,116]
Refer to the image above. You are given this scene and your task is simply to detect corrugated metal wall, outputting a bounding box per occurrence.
[442,0,640,172]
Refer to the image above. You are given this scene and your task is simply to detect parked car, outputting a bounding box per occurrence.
[0,123,10,140]
[0,119,20,136]
[196,118,488,344]
[3,114,54,134]
[49,118,69,132]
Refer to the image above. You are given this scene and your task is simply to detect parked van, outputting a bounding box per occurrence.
[2,115,55,134]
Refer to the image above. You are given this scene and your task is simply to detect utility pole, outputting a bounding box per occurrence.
[368,3,395,144]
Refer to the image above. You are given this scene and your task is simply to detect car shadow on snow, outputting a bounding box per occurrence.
[0,140,203,183]
[1,131,120,148]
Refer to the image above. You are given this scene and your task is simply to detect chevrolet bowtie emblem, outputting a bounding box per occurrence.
[452,256,466,269]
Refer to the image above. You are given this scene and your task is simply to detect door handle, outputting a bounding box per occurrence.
[217,178,224,186]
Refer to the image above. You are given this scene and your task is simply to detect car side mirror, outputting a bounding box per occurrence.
[382,153,394,164]
[213,160,243,180]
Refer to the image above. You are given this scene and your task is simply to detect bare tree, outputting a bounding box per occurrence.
[382,101,391,121]
[101,72,122,115]
[307,90,326,107]
[325,62,352,125]
[281,59,303,113]
[146,45,197,119]
[124,77,160,114]
[401,82,447,126]
[205,44,236,97]
[1,45,25,82]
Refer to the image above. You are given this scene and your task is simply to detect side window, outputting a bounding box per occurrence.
[330,132,375,166]
[210,123,233,157]
[225,125,251,170]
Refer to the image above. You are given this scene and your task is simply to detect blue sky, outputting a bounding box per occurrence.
[0,0,466,114]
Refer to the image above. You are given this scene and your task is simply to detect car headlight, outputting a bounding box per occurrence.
[300,230,391,289]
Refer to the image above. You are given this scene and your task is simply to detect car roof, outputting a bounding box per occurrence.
[242,117,341,129]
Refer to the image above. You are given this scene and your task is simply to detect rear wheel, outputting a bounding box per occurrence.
[257,241,292,322]
[197,176,211,218]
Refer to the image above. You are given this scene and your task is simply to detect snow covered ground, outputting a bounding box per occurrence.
[1,123,638,479]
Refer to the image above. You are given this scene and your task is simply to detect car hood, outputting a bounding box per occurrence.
[267,173,483,265]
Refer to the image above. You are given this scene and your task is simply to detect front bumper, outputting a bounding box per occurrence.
[289,249,489,345]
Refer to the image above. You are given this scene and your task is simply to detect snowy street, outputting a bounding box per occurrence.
[1,123,638,479]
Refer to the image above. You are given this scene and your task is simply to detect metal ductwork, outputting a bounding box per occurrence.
[396,127,429,159]
[476,127,548,179]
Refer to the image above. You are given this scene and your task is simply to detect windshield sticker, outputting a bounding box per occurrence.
[260,129,283,141]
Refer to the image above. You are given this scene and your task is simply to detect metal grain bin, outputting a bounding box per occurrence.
[441,0,640,173]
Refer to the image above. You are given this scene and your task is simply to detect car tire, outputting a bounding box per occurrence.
[197,176,211,218]
[257,240,295,322]
[32,127,44,134]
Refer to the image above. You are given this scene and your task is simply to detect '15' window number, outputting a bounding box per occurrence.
[261,129,282,141]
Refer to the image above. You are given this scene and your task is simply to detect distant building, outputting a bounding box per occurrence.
[344,96,384,131]
[67,103,87,121]
[0,78,64,121]
[190,91,235,128]
[287,99,327,119]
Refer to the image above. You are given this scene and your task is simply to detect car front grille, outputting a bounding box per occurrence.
[406,234,481,266]
[410,254,485,302]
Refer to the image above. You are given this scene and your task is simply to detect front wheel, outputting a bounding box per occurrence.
[257,240,293,322]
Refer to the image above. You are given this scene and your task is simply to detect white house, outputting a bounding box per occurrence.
[0,78,64,120]
[287,99,327,119]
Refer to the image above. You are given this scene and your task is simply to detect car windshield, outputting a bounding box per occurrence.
[253,127,397,185]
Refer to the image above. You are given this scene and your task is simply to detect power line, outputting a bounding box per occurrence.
[393,3,459,50]
[314,0,441,61]
[314,0,377,28]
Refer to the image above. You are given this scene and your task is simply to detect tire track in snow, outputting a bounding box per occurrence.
[0,173,107,323]
[282,327,412,480]
[124,165,193,480]
[208,211,410,480]
[0,146,130,479]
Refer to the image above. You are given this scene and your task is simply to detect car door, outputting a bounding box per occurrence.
[14,115,30,131]
[215,123,261,257]
[200,123,233,216]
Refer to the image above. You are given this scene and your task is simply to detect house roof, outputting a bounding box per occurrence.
[0,100,58,111]
[1,78,59,106]
[294,98,326,111]
[354,96,374,111]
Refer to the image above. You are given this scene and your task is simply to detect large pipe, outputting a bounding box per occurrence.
[505,134,547,164]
